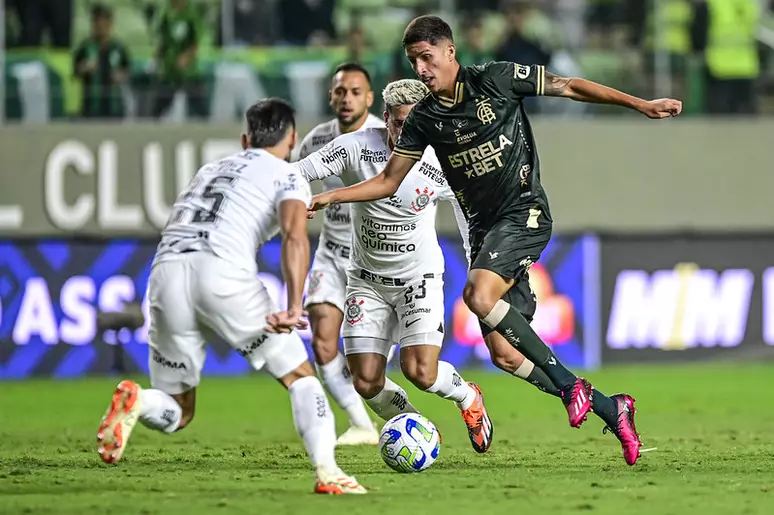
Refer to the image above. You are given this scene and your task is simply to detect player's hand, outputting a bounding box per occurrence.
[639,98,682,119]
[309,192,334,212]
[265,309,308,334]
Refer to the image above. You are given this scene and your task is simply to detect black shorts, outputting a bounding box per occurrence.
[469,210,552,337]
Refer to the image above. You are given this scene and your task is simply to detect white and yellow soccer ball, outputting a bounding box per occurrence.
[379,413,441,473]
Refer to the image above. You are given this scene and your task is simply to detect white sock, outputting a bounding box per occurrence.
[138,388,182,433]
[288,376,338,471]
[425,361,476,411]
[318,353,374,430]
[364,377,419,421]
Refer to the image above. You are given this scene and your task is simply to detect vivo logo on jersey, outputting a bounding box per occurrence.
[606,265,754,350]
[312,135,333,147]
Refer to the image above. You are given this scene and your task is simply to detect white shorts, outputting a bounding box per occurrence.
[304,237,350,313]
[342,270,445,357]
[148,252,309,395]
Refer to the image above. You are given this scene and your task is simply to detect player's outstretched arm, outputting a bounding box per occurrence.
[268,199,311,333]
[543,71,682,119]
[309,153,415,211]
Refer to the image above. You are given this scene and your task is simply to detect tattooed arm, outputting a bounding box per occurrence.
[543,71,682,119]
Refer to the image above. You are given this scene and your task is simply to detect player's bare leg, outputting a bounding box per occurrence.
[485,332,561,397]
[308,303,377,445]
[400,344,493,453]
[464,269,642,463]
[277,361,366,495]
[346,345,419,420]
[97,383,192,464]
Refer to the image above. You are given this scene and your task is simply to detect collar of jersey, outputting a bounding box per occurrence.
[436,66,465,108]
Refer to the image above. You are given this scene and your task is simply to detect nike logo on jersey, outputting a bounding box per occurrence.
[405,318,421,328]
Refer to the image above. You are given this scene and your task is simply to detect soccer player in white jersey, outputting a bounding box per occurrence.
[95,99,366,495]
[292,63,384,446]
[294,79,494,454]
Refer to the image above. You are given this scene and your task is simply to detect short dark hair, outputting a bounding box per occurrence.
[402,15,454,47]
[332,62,372,86]
[91,3,113,21]
[245,98,295,149]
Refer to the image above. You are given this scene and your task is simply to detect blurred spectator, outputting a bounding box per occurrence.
[347,23,369,63]
[390,4,429,82]
[216,0,272,46]
[495,1,552,113]
[585,0,622,48]
[495,2,552,66]
[72,4,131,119]
[692,0,761,114]
[151,0,208,118]
[279,0,336,46]
[457,0,498,10]
[456,14,494,66]
[13,0,72,48]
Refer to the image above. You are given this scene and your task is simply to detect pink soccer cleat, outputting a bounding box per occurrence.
[603,394,643,466]
[561,378,593,428]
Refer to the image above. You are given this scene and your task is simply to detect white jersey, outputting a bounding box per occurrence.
[293,114,384,246]
[294,127,469,280]
[155,148,312,273]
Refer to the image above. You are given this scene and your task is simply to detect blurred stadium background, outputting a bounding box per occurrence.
[1,0,773,376]
[1,1,774,513]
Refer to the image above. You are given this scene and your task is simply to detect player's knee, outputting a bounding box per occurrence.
[400,356,437,391]
[309,305,342,365]
[352,375,384,400]
[463,281,497,319]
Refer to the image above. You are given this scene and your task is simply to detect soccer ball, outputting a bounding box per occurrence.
[379,413,441,473]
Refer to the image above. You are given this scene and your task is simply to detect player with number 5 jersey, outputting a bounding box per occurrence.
[294,79,494,454]
[96,99,366,495]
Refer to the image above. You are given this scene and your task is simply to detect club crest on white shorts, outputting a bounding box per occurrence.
[345,296,365,325]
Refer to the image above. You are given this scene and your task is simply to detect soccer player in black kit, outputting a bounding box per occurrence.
[310,15,682,466]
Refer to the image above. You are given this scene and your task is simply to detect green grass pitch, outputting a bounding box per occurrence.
[1,363,773,514]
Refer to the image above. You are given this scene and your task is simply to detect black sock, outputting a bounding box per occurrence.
[521,366,561,398]
[591,389,619,426]
[488,302,577,390]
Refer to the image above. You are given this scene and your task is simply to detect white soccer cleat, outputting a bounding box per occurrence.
[336,423,380,446]
[97,380,141,464]
[314,466,367,495]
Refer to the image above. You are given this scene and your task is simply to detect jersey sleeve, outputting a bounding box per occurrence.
[292,136,352,182]
[274,169,312,209]
[394,110,429,162]
[487,61,546,98]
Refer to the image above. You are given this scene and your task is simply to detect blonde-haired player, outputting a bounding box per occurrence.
[295,79,494,453]
[292,62,384,446]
